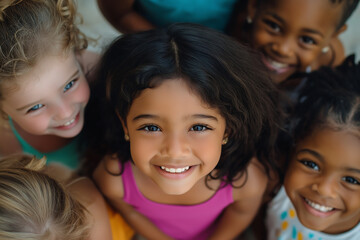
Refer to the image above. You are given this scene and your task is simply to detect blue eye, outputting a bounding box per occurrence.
[64,80,76,92]
[142,125,161,132]
[300,160,319,171]
[27,104,44,113]
[190,124,209,132]
[300,36,316,45]
[342,176,360,185]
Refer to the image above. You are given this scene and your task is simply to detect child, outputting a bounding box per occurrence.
[96,0,238,33]
[83,23,284,240]
[266,55,360,239]
[0,0,98,169]
[0,154,113,240]
[230,0,359,88]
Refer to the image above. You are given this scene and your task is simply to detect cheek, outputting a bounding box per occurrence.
[284,165,303,190]
[75,80,90,104]
[13,116,50,134]
[130,137,158,163]
[251,25,269,46]
[299,50,322,67]
[193,138,222,164]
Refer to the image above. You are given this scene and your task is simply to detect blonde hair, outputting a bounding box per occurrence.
[0,0,87,101]
[0,154,90,240]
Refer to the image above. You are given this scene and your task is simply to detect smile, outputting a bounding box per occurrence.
[261,55,295,75]
[305,198,334,212]
[62,118,75,126]
[160,166,190,173]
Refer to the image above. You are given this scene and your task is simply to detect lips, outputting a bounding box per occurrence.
[305,198,334,212]
[160,166,190,173]
[303,197,338,218]
[261,55,295,75]
[55,112,80,130]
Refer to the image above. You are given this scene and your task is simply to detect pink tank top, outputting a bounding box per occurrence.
[121,161,234,240]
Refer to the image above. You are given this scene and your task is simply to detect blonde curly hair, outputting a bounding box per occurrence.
[0,0,87,101]
[0,154,90,240]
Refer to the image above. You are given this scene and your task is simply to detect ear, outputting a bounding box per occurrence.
[115,109,128,135]
[247,0,258,20]
[333,24,347,38]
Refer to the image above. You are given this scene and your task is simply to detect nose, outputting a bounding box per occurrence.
[312,176,339,199]
[271,37,295,58]
[53,100,74,121]
[161,133,190,158]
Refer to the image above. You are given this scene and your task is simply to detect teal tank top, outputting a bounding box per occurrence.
[136,0,238,32]
[9,118,81,169]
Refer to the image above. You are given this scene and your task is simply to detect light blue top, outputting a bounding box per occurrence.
[136,0,238,32]
[9,118,81,169]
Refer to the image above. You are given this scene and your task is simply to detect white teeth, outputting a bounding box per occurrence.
[63,118,75,126]
[268,58,288,68]
[305,199,333,212]
[160,166,190,173]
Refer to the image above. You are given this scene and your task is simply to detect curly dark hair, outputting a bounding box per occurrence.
[291,55,360,146]
[81,23,284,186]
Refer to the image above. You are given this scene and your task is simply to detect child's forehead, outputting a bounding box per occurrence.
[258,0,344,30]
[259,0,344,12]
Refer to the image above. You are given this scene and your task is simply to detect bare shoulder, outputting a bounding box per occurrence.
[67,177,113,240]
[232,157,268,201]
[0,122,22,156]
[93,155,125,200]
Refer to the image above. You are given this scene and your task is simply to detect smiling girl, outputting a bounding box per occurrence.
[231,0,359,89]
[82,23,284,240]
[266,56,360,239]
[0,0,96,169]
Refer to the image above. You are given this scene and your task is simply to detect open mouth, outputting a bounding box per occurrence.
[160,166,191,173]
[261,55,295,74]
[55,113,80,129]
[305,198,334,213]
[63,118,76,126]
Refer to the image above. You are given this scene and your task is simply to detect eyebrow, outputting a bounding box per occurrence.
[345,167,360,174]
[16,70,80,111]
[266,12,324,37]
[296,149,324,162]
[132,114,218,122]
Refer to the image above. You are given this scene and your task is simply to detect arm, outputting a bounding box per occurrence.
[93,159,173,240]
[97,0,154,33]
[208,158,268,240]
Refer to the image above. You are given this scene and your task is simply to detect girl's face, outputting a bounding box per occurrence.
[247,0,344,84]
[2,52,90,138]
[284,127,360,234]
[123,78,227,195]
